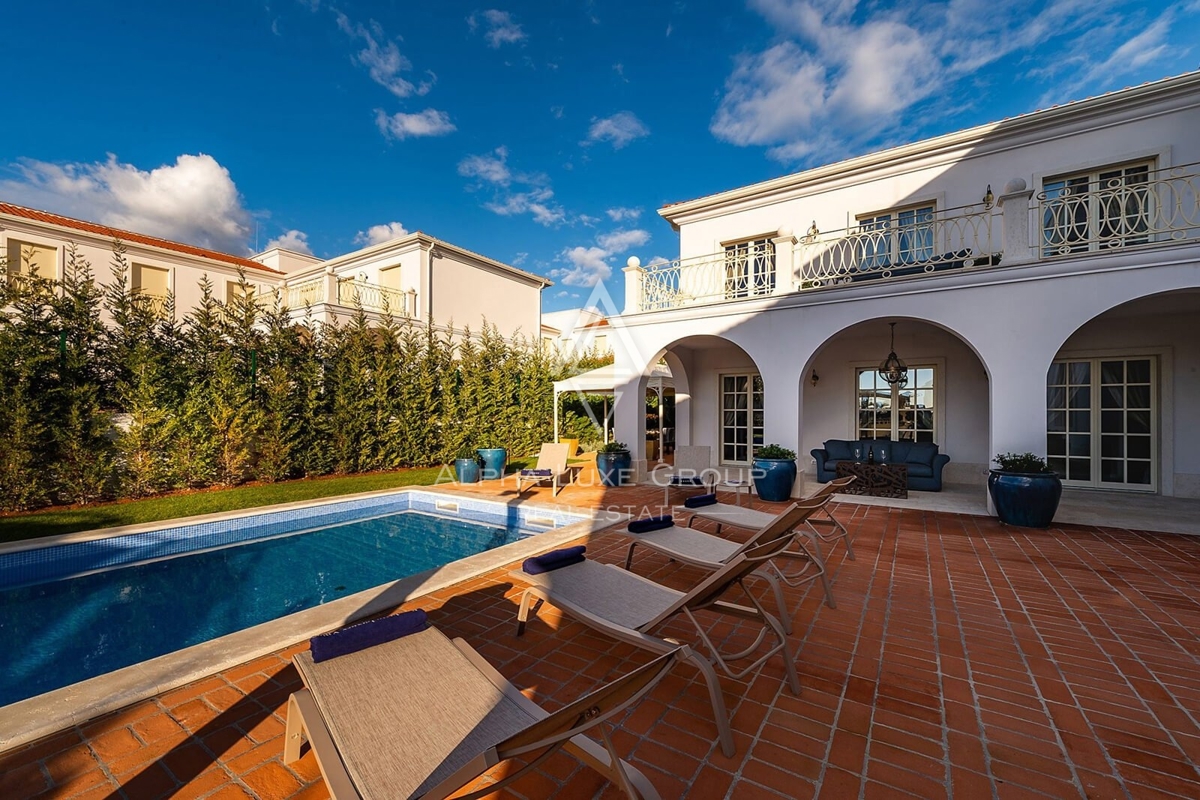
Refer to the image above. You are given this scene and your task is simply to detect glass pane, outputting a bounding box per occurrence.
[1047,362,1066,385]
[916,431,933,443]
[859,371,876,390]
[1100,411,1123,433]
[1127,385,1150,409]
[1100,361,1124,384]
[735,376,747,392]
[752,375,764,392]
[735,395,747,410]
[1101,460,1124,483]
[917,410,933,430]
[1127,410,1151,434]
[752,411,763,428]
[723,376,735,392]
[1100,435,1124,458]
[1047,411,1066,432]
[724,444,736,461]
[1069,387,1090,408]
[1069,362,1091,384]
[1127,359,1151,383]
[916,368,934,389]
[736,429,747,444]
[723,411,736,426]
[1047,434,1066,456]
[1069,410,1090,432]
[1127,436,1151,460]
[1069,458,1091,481]
[1047,387,1066,408]
[1101,386,1123,409]
[1127,462,1152,484]
[899,430,914,440]
[1048,457,1067,478]
[1069,434,1090,457]
[735,411,747,425]
[916,390,933,409]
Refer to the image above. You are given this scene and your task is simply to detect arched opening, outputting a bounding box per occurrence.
[799,317,990,492]
[1047,288,1200,497]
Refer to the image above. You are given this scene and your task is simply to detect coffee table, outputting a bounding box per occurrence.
[835,462,908,499]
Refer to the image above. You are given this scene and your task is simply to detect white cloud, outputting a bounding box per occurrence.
[468,9,528,47]
[354,221,409,246]
[584,111,650,149]
[555,246,612,286]
[335,14,434,98]
[555,289,570,298]
[513,251,529,265]
[714,0,1183,164]
[606,206,641,222]
[375,108,457,140]
[266,229,313,255]
[0,153,252,254]
[596,228,650,252]
[457,146,512,185]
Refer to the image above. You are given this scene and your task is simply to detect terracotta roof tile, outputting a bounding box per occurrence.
[0,201,282,275]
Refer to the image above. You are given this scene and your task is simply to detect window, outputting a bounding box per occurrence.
[856,366,936,441]
[720,374,763,464]
[1046,357,1155,490]
[1041,162,1152,256]
[4,238,58,279]
[132,264,171,317]
[723,238,774,298]
[226,280,255,303]
[856,204,934,269]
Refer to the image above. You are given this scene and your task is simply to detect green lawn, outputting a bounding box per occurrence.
[0,459,535,544]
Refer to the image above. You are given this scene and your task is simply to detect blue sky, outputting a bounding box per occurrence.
[2,0,1196,311]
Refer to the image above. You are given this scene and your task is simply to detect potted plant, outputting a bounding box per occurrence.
[988,452,1062,528]
[476,446,508,481]
[453,448,481,484]
[596,441,632,488]
[752,444,797,502]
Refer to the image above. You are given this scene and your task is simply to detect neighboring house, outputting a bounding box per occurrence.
[1,203,549,341]
[610,71,1200,502]
[541,307,613,358]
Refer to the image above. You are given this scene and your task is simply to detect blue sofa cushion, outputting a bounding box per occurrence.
[905,463,934,478]
[824,440,854,461]
[903,442,939,467]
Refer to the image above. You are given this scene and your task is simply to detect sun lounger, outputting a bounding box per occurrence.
[285,616,678,799]
[622,496,836,626]
[651,445,716,507]
[510,537,803,758]
[516,443,572,496]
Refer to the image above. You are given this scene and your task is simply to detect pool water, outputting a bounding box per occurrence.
[0,498,560,707]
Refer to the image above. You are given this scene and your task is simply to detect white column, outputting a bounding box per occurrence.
[622,257,644,315]
[998,179,1036,266]
[323,266,339,305]
[760,364,803,497]
[771,228,797,295]
[613,380,646,482]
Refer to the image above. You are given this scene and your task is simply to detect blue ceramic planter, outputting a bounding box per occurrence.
[987,471,1062,528]
[752,458,797,502]
[596,451,632,487]
[476,448,507,481]
[454,457,481,484]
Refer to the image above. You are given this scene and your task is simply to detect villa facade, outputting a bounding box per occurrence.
[610,72,1200,504]
[1,203,549,341]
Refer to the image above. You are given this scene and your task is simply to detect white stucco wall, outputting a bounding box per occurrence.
[431,251,542,340]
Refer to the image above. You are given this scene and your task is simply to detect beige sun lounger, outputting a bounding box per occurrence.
[285,625,679,799]
[516,443,571,496]
[623,496,835,626]
[511,535,803,758]
[688,475,857,563]
[651,445,716,507]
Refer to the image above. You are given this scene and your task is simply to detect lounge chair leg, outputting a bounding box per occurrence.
[764,609,802,696]
[760,568,792,636]
[624,542,638,571]
[516,589,538,636]
[818,560,837,609]
[283,694,306,764]
[682,650,735,758]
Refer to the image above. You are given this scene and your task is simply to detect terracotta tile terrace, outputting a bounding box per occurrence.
[4,472,1200,799]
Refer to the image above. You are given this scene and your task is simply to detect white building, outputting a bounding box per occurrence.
[610,71,1200,503]
[541,307,613,358]
[1,203,549,341]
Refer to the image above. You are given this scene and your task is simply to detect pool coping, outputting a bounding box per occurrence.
[0,487,625,753]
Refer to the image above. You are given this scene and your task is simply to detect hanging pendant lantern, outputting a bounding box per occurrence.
[877,322,908,388]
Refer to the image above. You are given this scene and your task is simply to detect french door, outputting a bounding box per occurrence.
[720,374,763,464]
[1046,357,1156,490]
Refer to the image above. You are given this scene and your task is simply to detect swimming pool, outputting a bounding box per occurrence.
[0,490,590,708]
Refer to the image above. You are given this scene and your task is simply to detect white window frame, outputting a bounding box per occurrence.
[721,235,775,299]
[718,372,764,465]
[854,201,937,269]
[848,359,945,444]
[1040,159,1157,257]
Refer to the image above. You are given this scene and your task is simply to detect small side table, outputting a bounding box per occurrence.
[720,479,754,506]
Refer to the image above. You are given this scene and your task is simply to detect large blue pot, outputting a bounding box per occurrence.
[987,471,1062,528]
[454,457,481,484]
[476,448,507,481]
[752,458,797,502]
[596,451,632,488]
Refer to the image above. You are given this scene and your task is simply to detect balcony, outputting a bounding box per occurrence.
[639,240,777,311]
[269,275,415,318]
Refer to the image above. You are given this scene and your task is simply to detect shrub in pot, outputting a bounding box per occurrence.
[988,452,1062,528]
[476,446,508,480]
[752,444,797,502]
[454,449,481,484]
[596,441,632,488]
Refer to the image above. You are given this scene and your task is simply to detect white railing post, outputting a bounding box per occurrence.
[999,178,1035,266]
[406,288,417,318]
[623,257,644,314]
[323,266,338,305]
[771,228,796,295]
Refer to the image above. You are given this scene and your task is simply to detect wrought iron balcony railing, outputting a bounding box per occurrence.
[797,204,998,289]
[1037,161,1200,257]
[640,241,777,311]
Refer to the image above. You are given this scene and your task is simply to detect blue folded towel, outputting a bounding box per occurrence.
[310,609,428,663]
[521,468,553,477]
[628,515,674,534]
[684,493,718,508]
[669,476,705,486]
[523,545,587,574]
